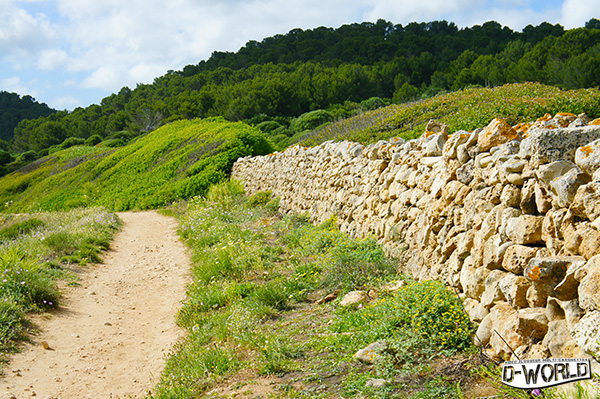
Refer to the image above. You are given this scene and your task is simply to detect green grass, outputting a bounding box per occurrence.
[298,82,600,146]
[0,208,120,353]
[0,117,272,212]
[151,183,480,398]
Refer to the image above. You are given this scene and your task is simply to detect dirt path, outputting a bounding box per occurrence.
[1,211,190,399]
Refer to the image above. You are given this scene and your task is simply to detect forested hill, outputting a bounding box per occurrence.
[8,18,600,158]
[0,91,55,143]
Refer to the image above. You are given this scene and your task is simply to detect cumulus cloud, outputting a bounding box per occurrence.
[560,0,600,28]
[0,0,55,60]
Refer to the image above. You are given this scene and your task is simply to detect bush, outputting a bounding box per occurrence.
[60,137,85,149]
[16,150,38,163]
[247,191,272,207]
[290,110,334,132]
[84,134,103,146]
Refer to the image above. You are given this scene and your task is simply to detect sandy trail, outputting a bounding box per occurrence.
[1,211,190,399]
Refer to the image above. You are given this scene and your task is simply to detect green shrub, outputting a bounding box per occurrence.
[0,300,24,350]
[60,137,85,149]
[84,134,103,146]
[290,109,334,132]
[15,150,38,163]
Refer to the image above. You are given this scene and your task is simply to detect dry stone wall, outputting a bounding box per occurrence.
[232,113,600,362]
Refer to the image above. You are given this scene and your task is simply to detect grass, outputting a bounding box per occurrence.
[0,117,272,213]
[151,182,485,398]
[0,207,120,355]
[297,82,600,146]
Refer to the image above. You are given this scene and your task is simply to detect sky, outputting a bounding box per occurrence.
[0,0,598,110]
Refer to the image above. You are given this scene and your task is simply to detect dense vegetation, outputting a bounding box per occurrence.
[298,82,600,146]
[0,118,272,213]
[6,18,600,157]
[0,92,55,144]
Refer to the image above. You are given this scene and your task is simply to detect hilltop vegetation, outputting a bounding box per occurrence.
[5,18,600,159]
[0,118,271,213]
[297,82,600,145]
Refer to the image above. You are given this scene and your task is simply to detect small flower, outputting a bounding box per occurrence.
[532,388,542,396]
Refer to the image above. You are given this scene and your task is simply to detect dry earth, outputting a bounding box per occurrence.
[0,211,190,399]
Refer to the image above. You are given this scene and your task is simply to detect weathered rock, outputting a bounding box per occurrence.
[542,319,571,357]
[481,270,508,308]
[525,257,571,306]
[571,311,600,356]
[464,298,490,323]
[554,257,587,301]
[549,167,591,208]
[579,259,600,312]
[502,245,538,275]
[499,274,530,309]
[354,341,388,364]
[516,308,549,340]
[500,184,521,208]
[443,130,470,160]
[478,118,519,152]
[339,291,368,306]
[524,125,600,168]
[575,138,600,176]
[461,256,489,299]
[425,120,449,137]
[572,182,600,221]
[489,302,525,359]
[536,160,578,186]
[475,313,493,347]
[505,215,544,244]
[424,133,447,157]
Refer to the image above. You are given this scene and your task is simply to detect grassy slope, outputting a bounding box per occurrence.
[0,117,271,212]
[298,83,600,146]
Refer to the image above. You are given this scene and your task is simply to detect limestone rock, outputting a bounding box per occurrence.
[425,120,449,137]
[499,274,530,309]
[554,257,587,301]
[525,125,600,168]
[424,133,447,157]
[579,260,600,312]
[339,291,368,306]
[502,245,538,275]
[443,130,470,160]
[354,341,388,364]
[481,270,508,308]
[464,298,490,323]
[549,167,591,208]
[536,160,578,186]
[478,118,519,152]
[460,256,489,299]
[575,138,600,176]
[542,319,572,358]
[516,307,549,340]
[505,215,544,245]
[489,302,525,360]
[524,257,570,306]
[571,311,600,356]
[475,313,493,347]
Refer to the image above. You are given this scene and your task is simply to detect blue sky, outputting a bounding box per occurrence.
[0,0,598,110]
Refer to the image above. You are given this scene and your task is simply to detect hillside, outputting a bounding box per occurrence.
[0,118,271,212]
[8,19,600,157]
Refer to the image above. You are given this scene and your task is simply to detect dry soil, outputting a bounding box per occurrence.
[1,211,190,399]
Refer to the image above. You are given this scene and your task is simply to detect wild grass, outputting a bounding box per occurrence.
[151,184,482,398]
[297,83,600,146]
[0,207,119,354]
[0,117,272,213]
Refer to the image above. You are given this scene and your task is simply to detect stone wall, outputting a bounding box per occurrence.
[232,113,600,362]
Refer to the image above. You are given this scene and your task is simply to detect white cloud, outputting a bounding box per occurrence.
[37,48,70,70]
[51,95,80,109]
[560,0,600,29]
[0,0,55,59]
[1,76,39,98]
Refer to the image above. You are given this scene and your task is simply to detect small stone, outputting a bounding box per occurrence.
[316,292,338,305]
[365,379,388,388]
[339,291,368,306]
[41,341,50,350]
[354,341,388,364]
[104,322,112,326]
